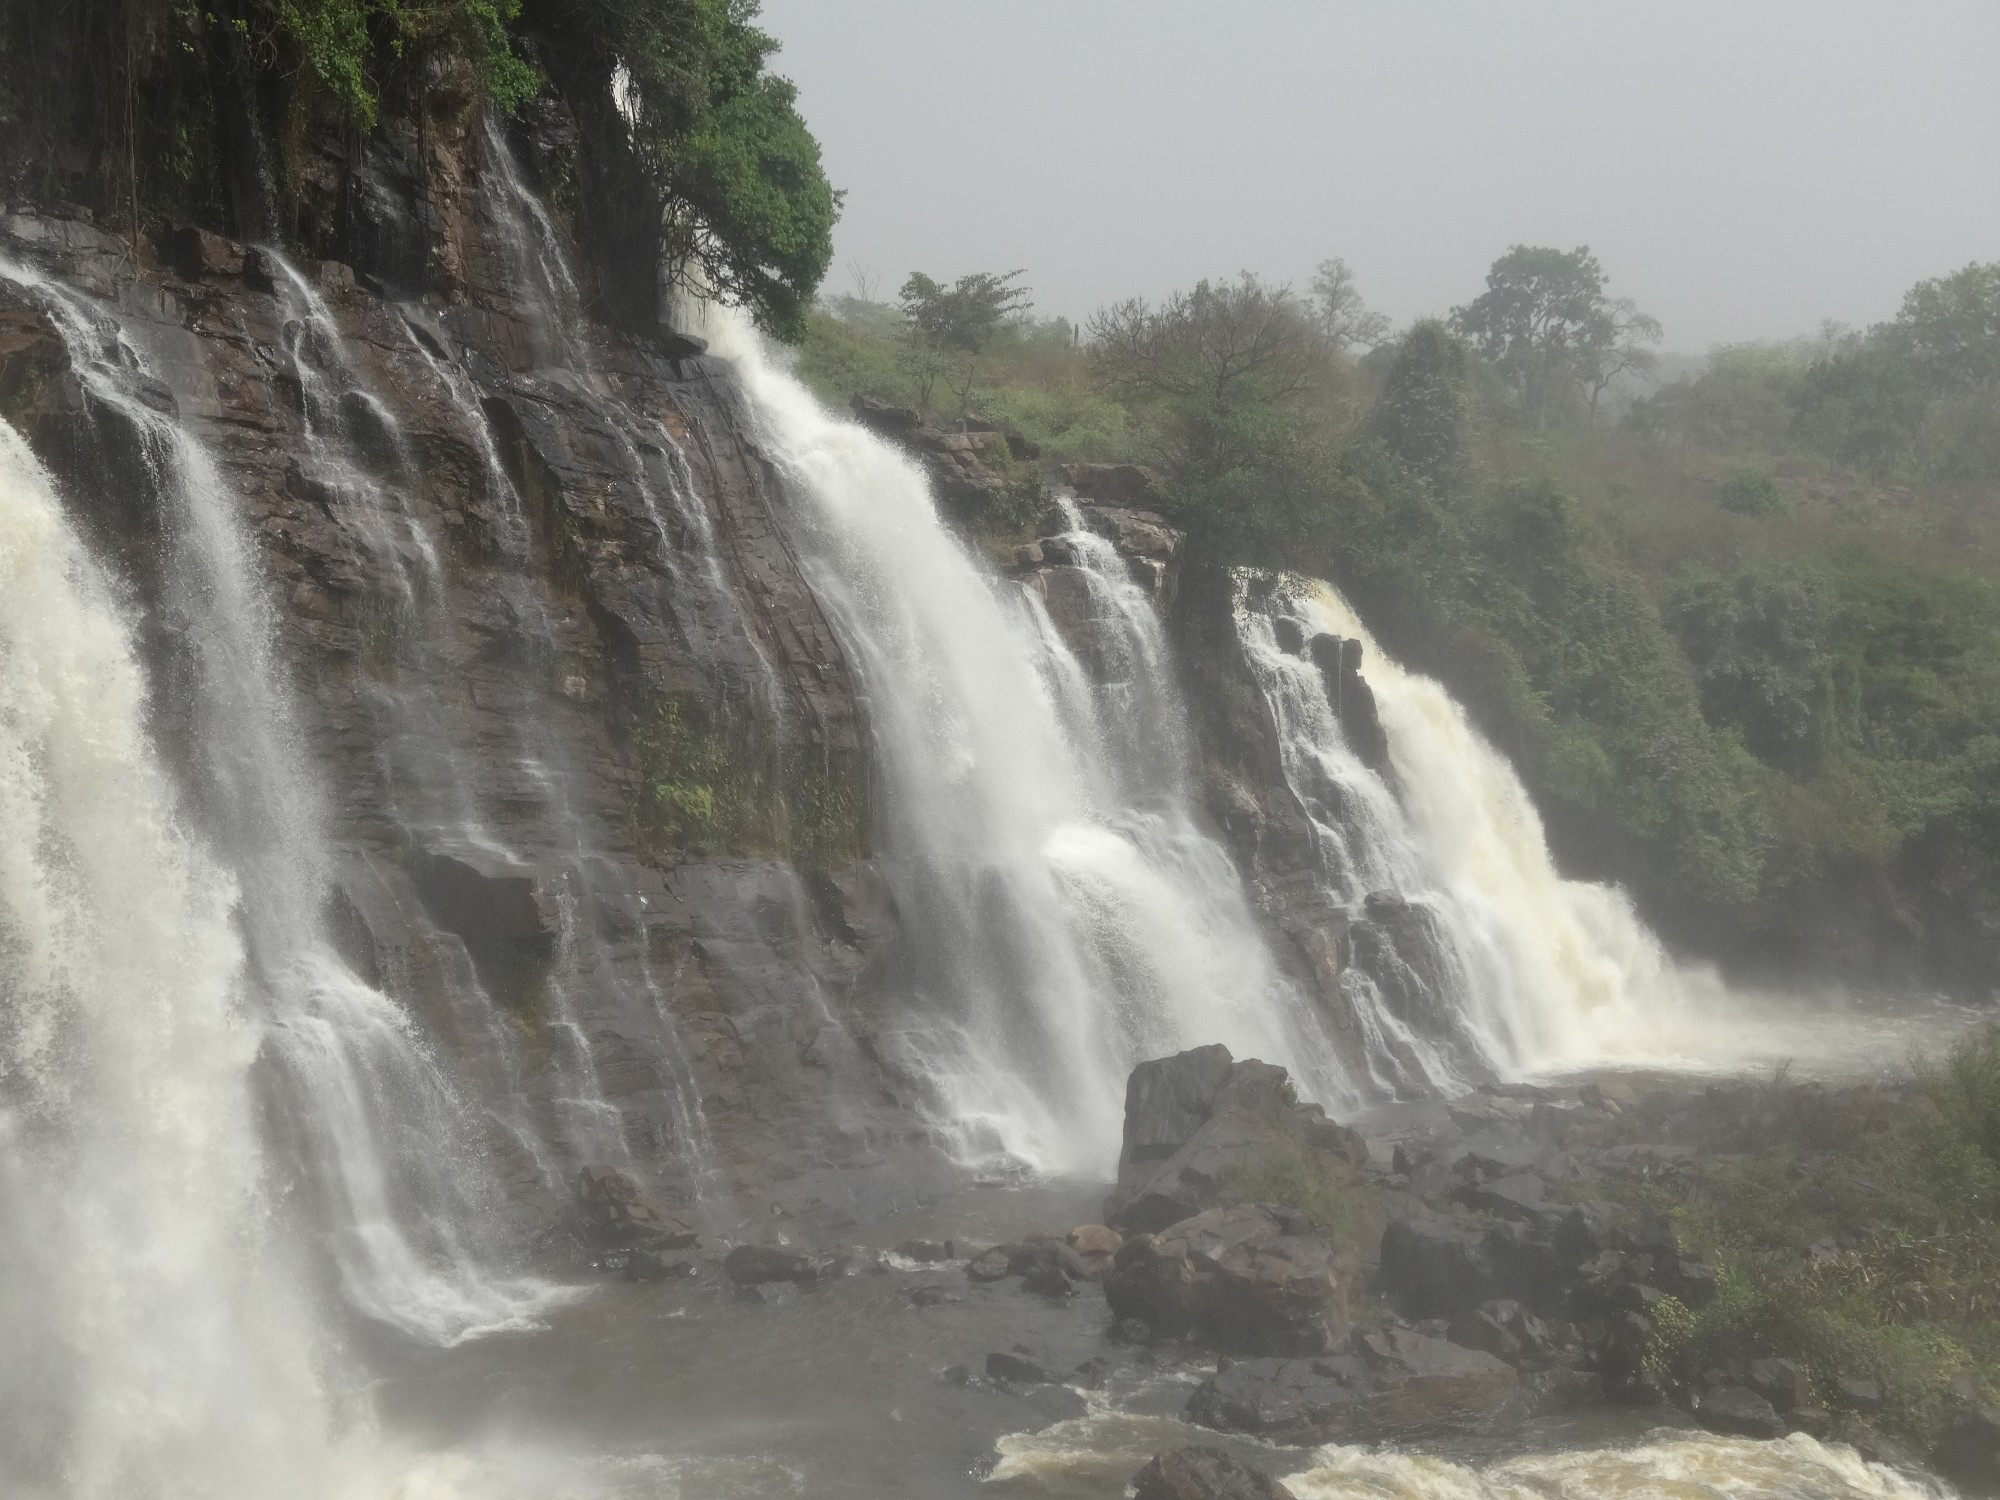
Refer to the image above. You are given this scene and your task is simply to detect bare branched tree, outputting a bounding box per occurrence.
[1309,257,1392,352]
[1586,296,1665,419]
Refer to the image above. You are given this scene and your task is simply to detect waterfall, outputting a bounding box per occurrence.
[0,417,348,1493]
[701,313,1357,1174]
[2,259,568,1347]
[1237,575,1723,1085]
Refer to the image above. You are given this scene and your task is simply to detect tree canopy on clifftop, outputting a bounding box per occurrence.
[0,0,837,337]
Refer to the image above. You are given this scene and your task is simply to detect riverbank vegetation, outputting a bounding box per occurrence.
[798,252,2000,992]
[1639,1025,2000,1448]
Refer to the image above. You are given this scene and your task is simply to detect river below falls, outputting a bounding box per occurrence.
[355,1002,1988,1500]
[359,1186,1940,1500]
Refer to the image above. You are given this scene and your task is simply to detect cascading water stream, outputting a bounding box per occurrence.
[701,311,1358,1173]
[0,417,352,1495]
[1236,574,1727,1085]
[3,258,568,1347]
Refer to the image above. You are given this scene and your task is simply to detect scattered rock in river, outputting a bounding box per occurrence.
[1105,1203,1347,1355]
[1696,1384,1785,1440]
[722,1243,833,1286]
[1935,1403,2000,1494]
[1184,1325,1518,1444]
[1132,1445,1297,1500]
[1066,1223,1123,1276]
[575,1165,698,1252]
[985,1351,1055,1386]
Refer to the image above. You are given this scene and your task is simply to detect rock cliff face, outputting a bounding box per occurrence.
[0,73,1434,1240]
[1168,563,1413,1071]
[0,112,932,1228]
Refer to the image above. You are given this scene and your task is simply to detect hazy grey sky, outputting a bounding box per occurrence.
[756,1,1999,352]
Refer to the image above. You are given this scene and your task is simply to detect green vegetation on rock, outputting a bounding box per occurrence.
[632,695,862,867]
[0,0,835,337]
[1640,1026,2000,1447]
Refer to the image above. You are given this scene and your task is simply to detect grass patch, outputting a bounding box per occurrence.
[1217,1144,1371,1254]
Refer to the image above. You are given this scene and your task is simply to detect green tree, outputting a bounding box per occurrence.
[261,0,538,128]
[896,268,1031,415]
[1369,319,1471,498]
[1888,261,2000,391]
[526,0,839,338]
[1090,273,1338,486]
[898,269,1031,352]
[1454,244,1653,428]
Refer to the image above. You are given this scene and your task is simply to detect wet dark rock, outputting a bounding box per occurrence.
[1379,1205,1498,1318]
[1838,1416,1926,1470]
[722,1244,823,1286]
[1697,1384,1784,1439]
[908,1285,961,1307]
[1184,1327,1517,1445]
[967,1247,1013,1283]
[985,1351,1055,1386]
[893,1238,955,1263]
[1746,1356,1806,1412]
[1448,1299,1564,1368]
[619,1248,695,1282]
[1071,1355,1113,1389]
[1108,1045,1364,1234]
[1077,504,1181,561]
[162,226,248,280]
[1132,1446,1297,1500]
[940,1363,971,1386]
[1836,1377,1885,1414]
[409,845,557,1008]
[1935,1404,2000,1493]
[1456,1172,1564,1232]
[576,1165,698,1251]
[1020,1264,1081,1300]
[1592,1311,1657,1394]
[849,395,923,434]
[1057,461,1167,509]
[1104,1204,1347,1355]
[1110,1315,1153,1344]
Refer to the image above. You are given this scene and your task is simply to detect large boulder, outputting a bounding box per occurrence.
[1378,1205,1499,1318]
[1132,1446,1296,1500]
[1077,503,1181,560]
[1057,461,1166,509]
[722,1243,832,1286]
[1108,1046,1366,1234]
[1104,1204,1347,1354]
[1185,1326,1518,1445]
[1696,1384,1784,1440]
[1936,1404,2000,1495]
[575,1165,697,1251]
